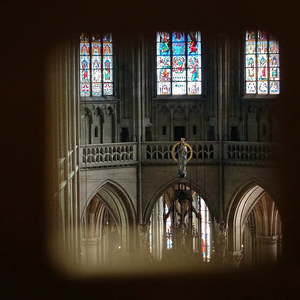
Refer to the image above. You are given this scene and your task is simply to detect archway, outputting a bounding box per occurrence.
[227,183,282,266]
[148,183,213,262]
[80,181,136,266]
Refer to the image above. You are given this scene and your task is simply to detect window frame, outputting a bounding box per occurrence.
[241,30,280,99]
[153,31,207,100]
[79,33,119,101]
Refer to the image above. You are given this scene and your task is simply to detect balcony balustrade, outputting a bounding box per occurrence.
[80,143,137,168]
[142,141,219,164]
[80,141,277,168]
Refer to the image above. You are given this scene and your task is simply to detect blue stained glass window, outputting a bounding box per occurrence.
[245,30,280,95]
[156,32,202,95]
[80,33,114,97]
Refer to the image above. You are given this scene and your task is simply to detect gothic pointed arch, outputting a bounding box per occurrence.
[81,180,136,265]
[144,177,212,223]
[226,181,282,265]
[146,179,214,261]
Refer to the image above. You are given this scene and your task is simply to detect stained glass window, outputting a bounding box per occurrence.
[156,32,202,96]
[80,33,114,97]
[245,31,280,95]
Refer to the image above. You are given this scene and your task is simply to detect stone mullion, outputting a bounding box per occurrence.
[63,42,72,254]
[71,38,81,262]
[58,44,66,247]
[170,107,174,141]
[217,34,226,224]
[185,106,190,140]
[144,38,151,121]
[224,37,230,141]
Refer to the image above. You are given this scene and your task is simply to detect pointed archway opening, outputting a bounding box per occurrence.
[81,182,136,267]
[148,183,213,263]
[227,184,282,267]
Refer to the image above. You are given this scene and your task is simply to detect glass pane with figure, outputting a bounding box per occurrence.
[188,68,201,82]
[269,54,279,67]
[157,32,170,43]
[245,41,256,54]
[172,56,186,69]
[187,56,201,68]
[269,40,279,53]
[80,41,90,56]
[102,42,113,55]
[158,69,171,82]
[91,56,101,69]
[172,32,185,42]
[172,42,185,55]
[257,54,267,67]
[81,56,90,70]
[92,69,101,82]
[157,56,171,68]
[103,69,113,82]
[246,55,256,68]
[157,82,171,95]
[103,83,113,95]
[80,69,90,83]
[269,67,280,80]
[172,82,186,95]
[269,81,280,94]
[246,67,256,81]
[188,41,201,55]
[258,81,268,94]
[258,67,268,80]
[246,81,256,94]
[188,82,201,95]
[157,43,171,56]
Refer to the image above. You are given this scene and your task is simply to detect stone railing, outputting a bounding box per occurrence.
[224,142,274,164]
[142,141,219,164]
[80,143,137,168]
[80,141,277,168]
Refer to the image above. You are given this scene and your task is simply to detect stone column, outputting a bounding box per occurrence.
[81,238,98,266]
[257,235,278,264]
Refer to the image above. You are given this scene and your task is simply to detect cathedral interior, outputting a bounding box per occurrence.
[48,29,283,271]
[2,3,299,299]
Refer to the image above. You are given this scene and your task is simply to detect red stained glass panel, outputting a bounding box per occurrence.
[158,69,171,82]
[80,42,90,55]
[103,43,112,55]
[92,42,101,55]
